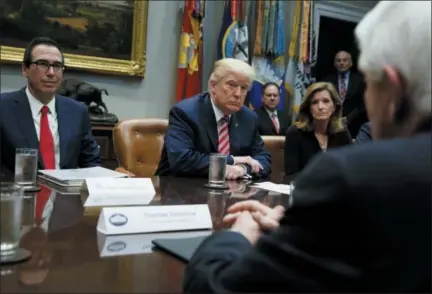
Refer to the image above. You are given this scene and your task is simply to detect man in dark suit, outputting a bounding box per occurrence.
[255,82,291,135]
[0,37,100,177]
[322,50,367,137]
[155,58,271,179]
[183,2,431,292]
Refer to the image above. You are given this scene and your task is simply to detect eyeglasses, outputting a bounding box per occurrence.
[30,60,65,73]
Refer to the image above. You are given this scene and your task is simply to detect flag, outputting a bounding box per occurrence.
[217,0,249,62]
[175,0,205,102]
[247,0,287,111]
[284,0,316,122]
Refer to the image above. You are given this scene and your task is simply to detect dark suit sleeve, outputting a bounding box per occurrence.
[249,128,271,177]
[284,127,301,175]
[78,109,101,168]
[346,77,366,123]
[355,123,372,144]
[165,106,213,176]
[184,153,357,293]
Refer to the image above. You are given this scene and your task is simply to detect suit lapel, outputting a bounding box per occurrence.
[55,97,72,168]
[346,73,359,99]
[12,90,44,168]
[228,113,241,154]
[200,96,218,151]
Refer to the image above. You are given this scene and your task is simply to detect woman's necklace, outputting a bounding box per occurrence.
[314,133,328,151]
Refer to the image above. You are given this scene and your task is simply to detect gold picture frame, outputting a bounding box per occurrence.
[0,1,148,78]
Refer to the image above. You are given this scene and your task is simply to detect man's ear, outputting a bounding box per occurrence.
[22,64,28,78]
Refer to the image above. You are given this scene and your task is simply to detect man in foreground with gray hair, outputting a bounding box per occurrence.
[183,1,431,292]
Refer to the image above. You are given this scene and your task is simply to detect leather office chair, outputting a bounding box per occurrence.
[113,119,168,177]
[261,136,285,177]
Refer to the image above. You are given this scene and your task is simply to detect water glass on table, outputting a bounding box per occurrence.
[0,183,31,264]
[14,148,38,187]
[207,154,228,188]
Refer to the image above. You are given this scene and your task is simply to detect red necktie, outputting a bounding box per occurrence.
[271,113,279,134]
[40,106,55,170]
[218,116,230,155]
[35,186,52,225]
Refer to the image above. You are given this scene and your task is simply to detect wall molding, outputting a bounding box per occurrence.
[313,1,371,57]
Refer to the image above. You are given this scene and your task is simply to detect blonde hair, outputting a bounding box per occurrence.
[208,58,255,90]
[296,82,346,134]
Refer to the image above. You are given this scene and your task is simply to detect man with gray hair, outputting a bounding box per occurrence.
[156,58,271,179]
[183,2,431,292]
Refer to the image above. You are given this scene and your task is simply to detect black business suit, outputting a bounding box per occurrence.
[322,71,367,137]
[183,130,432,293]
[255,106,291,136]
[284,125,352,176]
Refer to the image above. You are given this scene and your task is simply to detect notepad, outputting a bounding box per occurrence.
[152,235,209,262]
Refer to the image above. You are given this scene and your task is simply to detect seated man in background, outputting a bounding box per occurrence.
[355,121,372,143]
[155,58,271,179]
[0,37,100,177]
[255,82,291,135]
[183,1,431,292]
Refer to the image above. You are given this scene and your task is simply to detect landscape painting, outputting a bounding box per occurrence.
[0,0,148,77]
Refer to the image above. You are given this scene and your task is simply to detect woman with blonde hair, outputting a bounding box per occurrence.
[284,82,352,175]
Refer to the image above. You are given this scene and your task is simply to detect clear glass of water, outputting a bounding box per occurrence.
[208,153,227,187]
[0,183,23,256]
[15,148,38,186]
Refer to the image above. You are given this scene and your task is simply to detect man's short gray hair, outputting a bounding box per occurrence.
[355,1,431,114]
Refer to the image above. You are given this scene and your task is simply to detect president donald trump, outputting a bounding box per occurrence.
[155,58,271,179]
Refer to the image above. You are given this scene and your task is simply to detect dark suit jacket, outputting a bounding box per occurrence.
[0,89,100,177]
[255,106,291,136]
[284,125,352,176]
[322,71,367,137]
[355,122,372,144]
[155,93,271,177]
[184,132,432,293]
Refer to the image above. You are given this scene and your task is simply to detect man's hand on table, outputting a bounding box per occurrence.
[223,200,285,244]
[225,165,246,180]
[232,156,263,173]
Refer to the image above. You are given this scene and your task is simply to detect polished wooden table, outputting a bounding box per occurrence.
[1,176,291,293]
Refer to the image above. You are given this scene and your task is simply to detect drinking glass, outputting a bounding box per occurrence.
[208,154,227,187]
[15,148,38,186]
[0,183,23,256]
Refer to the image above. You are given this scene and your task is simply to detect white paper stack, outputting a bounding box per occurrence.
[38,166,127,187]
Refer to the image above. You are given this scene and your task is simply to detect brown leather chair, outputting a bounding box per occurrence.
[113,119,168,177]
[261,136,285,177]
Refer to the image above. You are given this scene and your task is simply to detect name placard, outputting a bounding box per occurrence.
[85,178,156,207]
[97,230,212,257]
[97,204,213,235]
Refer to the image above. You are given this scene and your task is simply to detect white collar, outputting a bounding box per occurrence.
[210,96,231,122]
[26,87,56,117]
[265,107,277,117]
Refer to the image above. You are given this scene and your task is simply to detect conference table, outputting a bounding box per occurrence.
[0,175,292,293]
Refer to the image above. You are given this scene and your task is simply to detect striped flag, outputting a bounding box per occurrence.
[247,0,287,111]
[175,0,205,102]
[285,0,316,121]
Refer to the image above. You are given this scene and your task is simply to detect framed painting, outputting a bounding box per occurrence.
[0,0,148,77]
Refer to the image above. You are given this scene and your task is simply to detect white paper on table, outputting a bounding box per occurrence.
[251,181,293,195]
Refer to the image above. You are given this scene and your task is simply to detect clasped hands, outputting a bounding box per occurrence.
[225,156,263,180]
[222,200,285,245]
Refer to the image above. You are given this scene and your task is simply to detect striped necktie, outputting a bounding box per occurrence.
[218,116,230,155]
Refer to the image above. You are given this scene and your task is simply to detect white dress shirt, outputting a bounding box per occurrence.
[26,87,61,169]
